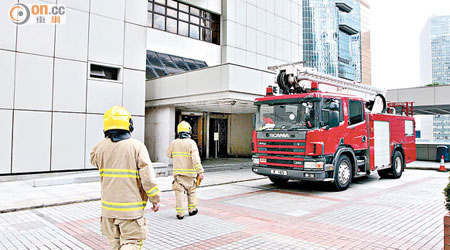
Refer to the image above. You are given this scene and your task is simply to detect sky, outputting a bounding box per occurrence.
[370,0,450,90]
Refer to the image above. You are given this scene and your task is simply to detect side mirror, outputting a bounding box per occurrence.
[329,111,340,128]
[252,114,256,128]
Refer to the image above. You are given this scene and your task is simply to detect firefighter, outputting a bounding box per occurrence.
[166,121,204,220]
[91,106,160,250]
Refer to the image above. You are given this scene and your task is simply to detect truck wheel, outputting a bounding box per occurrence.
[333,155,352,191]
[269,177,289,186]
[391,151,403,179]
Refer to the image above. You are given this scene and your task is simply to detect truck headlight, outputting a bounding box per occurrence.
[252,158,260,164]
[304,162,324,169]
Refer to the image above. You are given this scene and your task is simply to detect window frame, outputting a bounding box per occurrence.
[348,99,365,126]
[147,0,220,45]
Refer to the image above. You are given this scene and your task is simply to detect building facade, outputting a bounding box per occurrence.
[145,0,303,163]
[0,0,148,174]
[302,0,362,82]
[359,0,371,85]
[421,15,450,86]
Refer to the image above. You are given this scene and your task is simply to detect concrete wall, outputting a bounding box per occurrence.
[416,144,450,161]
[145,106,176,163]
[228,114,253,156]
[0,0,147,174]
[221,0,302,70]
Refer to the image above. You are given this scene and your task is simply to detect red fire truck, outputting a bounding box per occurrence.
[251,64,416,191]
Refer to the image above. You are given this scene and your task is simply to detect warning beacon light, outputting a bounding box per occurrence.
[310,81,319,92]
[266,86,274,96]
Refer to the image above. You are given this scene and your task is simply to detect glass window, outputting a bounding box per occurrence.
[200,11,211,20]
[154,0,165,4]
[201,28,212,42]
[147,13,152,27]
[167,0,177,9]
[153,67,168,77]
[171,56,190,71]
[348,100,364,125]
[148,2,153,11]
[405,120,414,136]
[190,15,199,24]
[178,21,188,36]
[184,59,199,70]
[195,60,208,68]
[190,7,200,16]
[147,51,164,68]
[146,66,158,79]
[179,3,189,12]
[154,4,165,14]
[166,17,177,33]
[179,12,189,22]
[167,8,177,18]
[212,31,220,44]
[157,53,180,74]
[153,14,165,30]
[189,24,199,39]
[200,19,210,28]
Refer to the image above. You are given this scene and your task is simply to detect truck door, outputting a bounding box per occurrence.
[347,100,368,150]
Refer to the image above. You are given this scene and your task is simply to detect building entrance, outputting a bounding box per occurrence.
[179,112,205,157]
[209,118,228,158]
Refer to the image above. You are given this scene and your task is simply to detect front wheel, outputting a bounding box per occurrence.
[269,177,289,186]
[333,155,352,191]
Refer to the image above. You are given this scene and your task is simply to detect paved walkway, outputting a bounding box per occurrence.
[0,167,260,213]
[0,169,447,250]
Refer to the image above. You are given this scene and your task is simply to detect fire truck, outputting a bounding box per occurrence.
[251,63,416,191]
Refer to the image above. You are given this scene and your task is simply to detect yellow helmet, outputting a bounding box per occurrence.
[177,121,191,134]
[104,106,133,132]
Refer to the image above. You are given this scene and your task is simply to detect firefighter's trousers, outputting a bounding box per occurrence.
[172,175,197,216]
[101,216,147,250]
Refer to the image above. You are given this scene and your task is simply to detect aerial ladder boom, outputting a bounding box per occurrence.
[268,62,388,113]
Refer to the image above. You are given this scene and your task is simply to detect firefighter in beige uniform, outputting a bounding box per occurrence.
[166,121,204,220]
[91,106,161,250]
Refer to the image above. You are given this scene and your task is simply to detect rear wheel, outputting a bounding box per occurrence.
[269,177,289,186]
[333,155,352,191]
[377,151,403,179]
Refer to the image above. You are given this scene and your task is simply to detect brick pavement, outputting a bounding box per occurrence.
[0,169,447,250]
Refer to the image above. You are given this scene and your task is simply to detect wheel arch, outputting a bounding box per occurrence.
[392,144,405,170]
[332,146,357,175]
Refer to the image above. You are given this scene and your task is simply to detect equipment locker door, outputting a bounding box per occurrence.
[374,121,390,169]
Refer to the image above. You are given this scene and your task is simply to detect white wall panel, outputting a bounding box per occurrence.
[282,0,291,20]
[85,114,104,169]
[228,65,262,94]
[55,8,89,61]
[51,113,86,171]
[89,15,124,66]
[275,37,283,61]
[235,0,246,25]
[246,3,257,29]
[0,50,15,109]
[12,111,51,173]
[282,19,290,41]
[246,51,257,68]
[90,0,125,21]
[0,110,12,174]
[132,116,145,142]
[256,8,265,33]
[17,22,55,57]
[124,23,147,71]
[256,31,265,55]
[266,34,275,58]
[274,16,282,38]
[235,48,246,65]
[123,69,145,116]
[224,0,235,21]
[274,0,283,16]
[256,54,266,70]
[0,0,17,51]
[15,53,53,111]
[125,0,147,26]
[265,0,275,13]
[186,67,221,95]
[53,59,87,112]
[265,12,275,35]
[246,27,256,53]
[225,21,236,46]
[87,80,123,114]
[58,0,90,12]
[235,24,246,50]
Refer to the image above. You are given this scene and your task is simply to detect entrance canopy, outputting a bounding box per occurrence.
[146,63,275,114]
[386,85,450,115]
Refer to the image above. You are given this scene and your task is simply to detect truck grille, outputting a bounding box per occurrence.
[256,138,306,168]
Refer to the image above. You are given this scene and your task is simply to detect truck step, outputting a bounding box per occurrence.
[357,159,365,166]
[354,172,368,178]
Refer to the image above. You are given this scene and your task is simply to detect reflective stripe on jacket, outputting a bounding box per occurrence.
[166,138,204,177]
[91,138,160,219]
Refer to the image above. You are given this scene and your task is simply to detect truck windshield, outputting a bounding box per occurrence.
[256,101,320,131]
